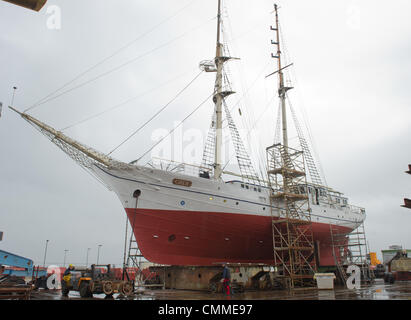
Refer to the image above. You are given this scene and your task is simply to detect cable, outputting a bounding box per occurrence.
[132,92,214,164]
[60,68,196,131]
[24,15,214,113]
[108,70,204,156]
[24,0,199,113]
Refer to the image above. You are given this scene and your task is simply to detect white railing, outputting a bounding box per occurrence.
[348,205,365,215]
[146,157,210,178]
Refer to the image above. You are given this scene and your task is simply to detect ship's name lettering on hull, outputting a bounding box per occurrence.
[172,179,192,187]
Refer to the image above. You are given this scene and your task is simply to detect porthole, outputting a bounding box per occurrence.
[153,235,159,239]
[225,238,230,241]
[168,234,176,242]
[180,200,186,206]
[184,236,190,240]
[236,202,239,205]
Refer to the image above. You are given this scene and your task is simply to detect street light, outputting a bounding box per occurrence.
[42,240,49,268]
[86,248,91,267]
[63,249,69,268]
[97,245,102,265]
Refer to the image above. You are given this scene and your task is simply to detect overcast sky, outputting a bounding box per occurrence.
[0,0,410,267]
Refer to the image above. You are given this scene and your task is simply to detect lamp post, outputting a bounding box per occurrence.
[42,239,49,268]
[86,248,91,267]
[97,245,102,265]
[63,249,69,268]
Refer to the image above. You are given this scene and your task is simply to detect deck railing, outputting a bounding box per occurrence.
[146,157,210,178]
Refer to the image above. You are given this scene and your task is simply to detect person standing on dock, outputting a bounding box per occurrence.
[222,264,231,296]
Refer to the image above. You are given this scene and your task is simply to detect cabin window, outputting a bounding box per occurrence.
[254,187,257,192]
[336,198,341,204]
[246,185,249,190]
[315,188,319,205]
[241,184,244,188]
[258,188,261,192]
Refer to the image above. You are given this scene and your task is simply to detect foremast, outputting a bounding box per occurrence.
[213,0,224,180]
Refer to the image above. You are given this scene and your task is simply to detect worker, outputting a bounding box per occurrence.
[62,264,75,296]
[63,264,74,276]
[222,264,231,296]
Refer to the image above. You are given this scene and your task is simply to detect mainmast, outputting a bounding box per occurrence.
[271,4,293,148]
[213,0,224,179]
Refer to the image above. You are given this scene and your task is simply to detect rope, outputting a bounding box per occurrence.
[24,14,213,113]
[24,0,199,113]
[60,68,195,131]
[108,70,204,156]
[132,92,214,164]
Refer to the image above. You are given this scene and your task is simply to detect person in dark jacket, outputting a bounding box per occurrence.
[63,264,74,276]
[222,264,231,296]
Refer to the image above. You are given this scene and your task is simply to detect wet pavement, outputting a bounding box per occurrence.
[30,279,411,300]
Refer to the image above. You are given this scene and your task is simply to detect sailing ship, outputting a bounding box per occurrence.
[10,1,366,268]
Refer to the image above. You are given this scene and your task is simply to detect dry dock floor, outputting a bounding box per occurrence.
[30,279,411,300]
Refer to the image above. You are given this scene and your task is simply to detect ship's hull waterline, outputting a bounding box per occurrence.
[92,164,365,267]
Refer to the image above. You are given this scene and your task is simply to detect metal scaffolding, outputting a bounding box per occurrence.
[267,143,316,288]
[330,222,374,285]
[122,193,165,290]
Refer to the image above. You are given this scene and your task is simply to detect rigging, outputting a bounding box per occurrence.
[24,0,200,113]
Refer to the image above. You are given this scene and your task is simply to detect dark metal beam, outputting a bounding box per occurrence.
[1,0,47,12]
[402,198,411,209]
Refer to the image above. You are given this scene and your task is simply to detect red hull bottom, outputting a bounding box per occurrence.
[125,208,352,267]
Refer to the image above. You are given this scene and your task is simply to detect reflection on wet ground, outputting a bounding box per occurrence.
[31,279,411,300]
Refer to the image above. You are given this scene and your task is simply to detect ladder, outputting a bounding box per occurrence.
[330,222,374,285]
[329,224,348,284]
